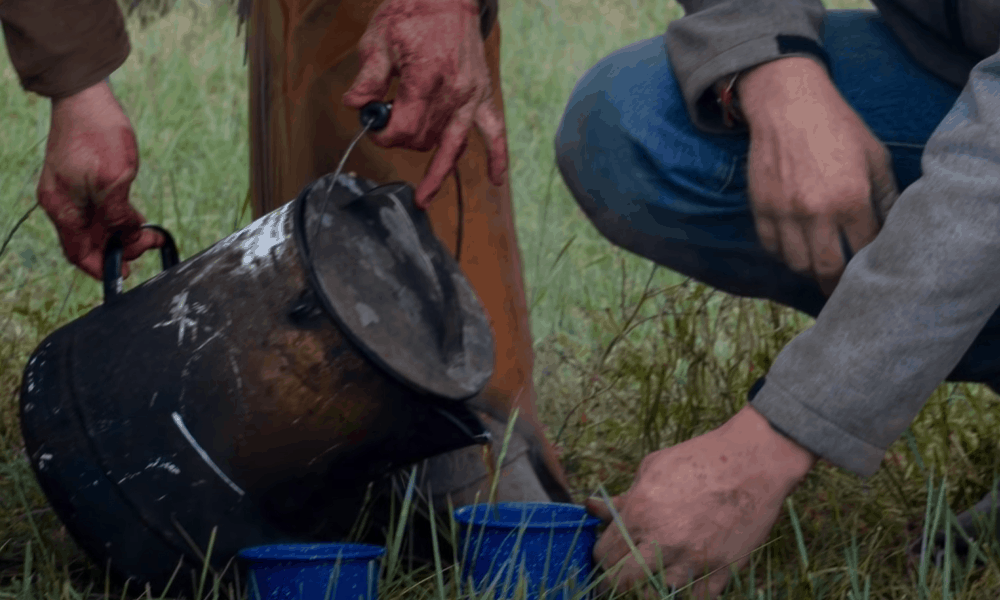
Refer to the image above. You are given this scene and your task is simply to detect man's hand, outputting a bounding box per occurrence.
[586,405,817,598]
[342,0,508,208]
[738,57,899,295]
[37,79,162,280]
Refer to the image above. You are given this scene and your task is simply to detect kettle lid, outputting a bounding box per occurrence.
[293,173,494,401]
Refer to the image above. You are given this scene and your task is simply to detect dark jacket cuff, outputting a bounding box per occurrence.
[0,0,131,99]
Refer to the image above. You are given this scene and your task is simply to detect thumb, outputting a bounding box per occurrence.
[585,495,623,523]
[342,41,393,108]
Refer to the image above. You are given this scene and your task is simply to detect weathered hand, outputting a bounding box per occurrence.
[37,80,162,280]
[342,0,508,208]
[586,405,817,598]
[738,57,899,296]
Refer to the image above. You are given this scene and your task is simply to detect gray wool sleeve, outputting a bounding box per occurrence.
[665,0,828,134]
[750,49,1000,478]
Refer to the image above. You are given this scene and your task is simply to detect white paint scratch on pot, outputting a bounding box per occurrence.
[307,443,343,467]
[171,411,245,497]
[193,330,222,353]
[178,201,294,283]
[153,291,200,346]
[237,204,289,271]
[145,457,181,475]
[229,354,243,394]
[117,472,141,484]
[336,173,365,197]
[24,367,35,395]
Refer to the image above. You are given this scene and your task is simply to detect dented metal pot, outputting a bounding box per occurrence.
[19,172,495,593]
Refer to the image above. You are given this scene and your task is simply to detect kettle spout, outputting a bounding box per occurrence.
[429,402,491,448]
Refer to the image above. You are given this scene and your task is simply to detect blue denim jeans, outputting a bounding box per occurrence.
[555,10,1000,387]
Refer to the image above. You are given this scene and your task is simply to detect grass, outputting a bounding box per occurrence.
[4,0,1000,598]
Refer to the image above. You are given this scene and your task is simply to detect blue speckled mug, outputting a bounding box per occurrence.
[238,543,384,600]
[454,503,602,600]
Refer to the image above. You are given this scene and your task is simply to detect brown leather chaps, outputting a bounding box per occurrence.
[245,0,571,506]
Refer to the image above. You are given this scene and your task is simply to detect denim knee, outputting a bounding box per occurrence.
[553,40,829,313]
[554,37,753,253]
[554,84,638,251]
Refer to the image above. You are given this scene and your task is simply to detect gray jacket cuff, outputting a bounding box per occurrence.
[751,379,885,478]
[679,36,830,134]
[665,0,827,134]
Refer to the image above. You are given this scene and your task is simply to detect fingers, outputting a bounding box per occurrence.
[373,84,437,150]
[584,495,619,522]
[658,560,733,600]
[408,93,510,207]
[83,227,162,283]
[755,215,780,257]
[838,192,880,261]
[414,104,476,207]
[757,190,879,294]
[339,1,507,209]
[598,541,681,597]
[776,219,811,275]
[473,100,508,187]
[40,177,158,281]
[594,535,733,599]
[76,254,106,281]
[38,183,99,279]
[746,104,896,294]
[590,495,631,569]
[591,495,663,595]
[806,218,845,295]
[96,175,157,267]
[342,35,393,109]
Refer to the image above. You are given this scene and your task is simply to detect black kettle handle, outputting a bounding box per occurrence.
[103,224,180,303]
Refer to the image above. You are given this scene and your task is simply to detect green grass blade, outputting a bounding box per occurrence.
[195,526,219,600]
[784,498,809,572]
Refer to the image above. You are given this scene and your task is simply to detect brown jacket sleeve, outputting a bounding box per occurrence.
[0,0,131,99]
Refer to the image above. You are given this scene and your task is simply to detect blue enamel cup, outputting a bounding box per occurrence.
[454,503,602,600]
[238,543,384,600]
